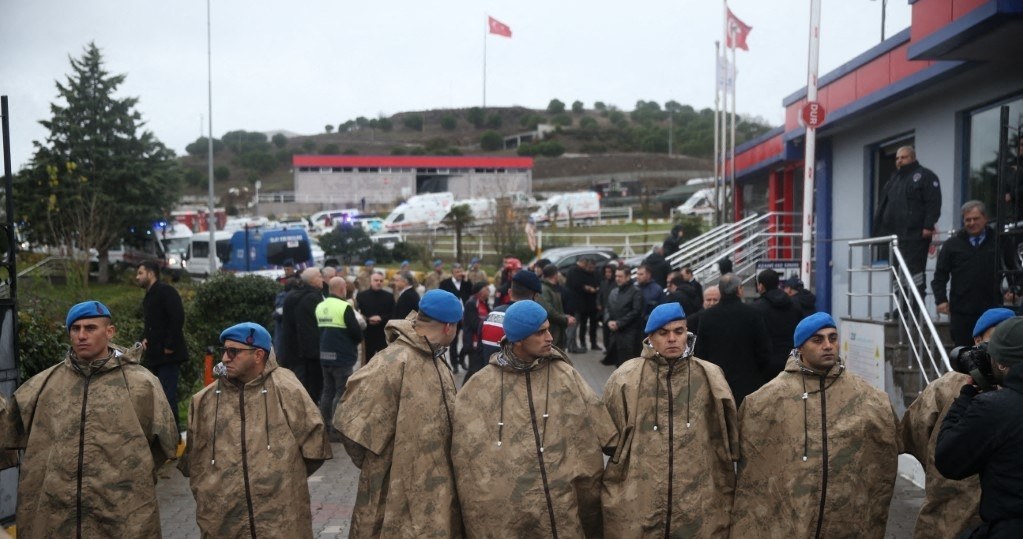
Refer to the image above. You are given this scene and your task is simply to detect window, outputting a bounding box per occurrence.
[966,95,1023,220]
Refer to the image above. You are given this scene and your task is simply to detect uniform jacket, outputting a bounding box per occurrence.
[142,280,188,367]
[931,225,1017,315]
[873,161,942,239]
[602,342,739,538]
[335,318,462,538]
[694,296,773,405]
[179,351,332,538]
[316,294,363,367]
[729,357,899,539]
[900,371,981,539]
[466,267,488,286]
[0,344,178,539]
[452,345,616,538]
[424,271,445,291]
[936,363,1023,536]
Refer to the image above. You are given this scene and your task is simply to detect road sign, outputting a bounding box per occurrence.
[801,101,827,128]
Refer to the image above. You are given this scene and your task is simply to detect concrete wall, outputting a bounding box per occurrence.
[826,61,1023,315]
[449,172,531,199]
[294,170,416,207]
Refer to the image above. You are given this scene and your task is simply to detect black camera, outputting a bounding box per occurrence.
[949,343,998,390]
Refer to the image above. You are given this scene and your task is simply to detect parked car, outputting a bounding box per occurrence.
[527,246,619,276]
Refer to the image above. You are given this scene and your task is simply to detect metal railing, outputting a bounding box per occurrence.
[845,235,951,384]
[666,212,804,287]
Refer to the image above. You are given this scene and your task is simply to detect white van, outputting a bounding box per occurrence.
[188,230,233,277]
[383,192,455,232]
[530,191,601,225]
[309,209,360,233]
[444,198,496,227]
[672,187,720,225]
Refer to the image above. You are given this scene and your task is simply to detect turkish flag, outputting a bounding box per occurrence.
[725,8,752,51]
[488,16,512,38]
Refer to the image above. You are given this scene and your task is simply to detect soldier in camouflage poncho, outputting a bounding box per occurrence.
[452,300,616,538]
[897,308,1008,538]
[179,322,332,538]
[729,313,899,539]
[335,289,465,538]
[602,302,739,538]
[0,301,178,539]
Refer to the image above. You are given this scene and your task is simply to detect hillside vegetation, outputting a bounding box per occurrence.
[178,99,772,199]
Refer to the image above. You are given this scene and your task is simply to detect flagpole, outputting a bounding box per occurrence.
[801,0,823,286]
[483,17,488,109]
[729,39,737,223]
[714,41,721,226]
[721,0,731,222]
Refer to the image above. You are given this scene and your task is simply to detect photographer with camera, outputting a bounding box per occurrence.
[901,307,1014,538]
[936,315,1023,538]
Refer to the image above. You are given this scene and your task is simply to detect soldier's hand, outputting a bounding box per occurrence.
[936,302,950,315]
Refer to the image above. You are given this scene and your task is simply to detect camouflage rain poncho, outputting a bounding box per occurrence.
[602,342,739,538]
[179,351,332,538]
[0,343,178,539]
[899,371,981,538]
[335,317,463,538]
[452,344,616,538]
[729,357,899,539]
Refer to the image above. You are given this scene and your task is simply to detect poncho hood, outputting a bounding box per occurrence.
[384,316,437,359]
[490,340,572,373]
[63,342,143,375]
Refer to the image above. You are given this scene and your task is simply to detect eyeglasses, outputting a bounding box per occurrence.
[221,346,258,359]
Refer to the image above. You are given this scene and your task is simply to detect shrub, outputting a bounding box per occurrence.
[480,131,503,151]
[441,115,458,131]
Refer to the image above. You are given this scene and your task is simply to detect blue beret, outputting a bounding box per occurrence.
[400,260,410,267]
[470,257,480,264]
[364,259,375,265]
[504,300,548,343]
[793,312,837,348]
[419,289,464,324]
[512,269,542,293]
[220,322,272,352]
[973,308,1015,338]
[66,301,112,329]
[433,259,443,267]
[645,302,687,334]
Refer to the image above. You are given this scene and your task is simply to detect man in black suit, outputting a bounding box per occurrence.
[694,273,772,405]
[282,267,326,400]
[136,260,187,428]
[355,270,395,363]
[393,270,420,321]
[440,263,473,371]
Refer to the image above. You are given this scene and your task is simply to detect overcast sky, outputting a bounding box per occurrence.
[1,0,910,171]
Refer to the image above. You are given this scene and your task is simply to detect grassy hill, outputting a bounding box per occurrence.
[177,101,769,200]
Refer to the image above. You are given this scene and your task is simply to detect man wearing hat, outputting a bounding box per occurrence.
[602,303,739,538]
[424,259,445,291]
[730,312,899,538]
[467,256,488,287]
[336,289,464,537]
[936,315,1023,538]
[0,301,178,538]
[782,275,817,316]
[179,321,331,537]
[470,269,543,380]
[901,308,1013,538]
[354,270,394,363]
[452,300,616,537]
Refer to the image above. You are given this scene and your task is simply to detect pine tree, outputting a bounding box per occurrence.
[16,42,182,283]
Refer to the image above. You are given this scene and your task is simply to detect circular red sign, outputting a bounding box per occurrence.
[801,101,827,128]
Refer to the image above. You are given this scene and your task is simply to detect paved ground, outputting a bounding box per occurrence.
[156,347,924,538]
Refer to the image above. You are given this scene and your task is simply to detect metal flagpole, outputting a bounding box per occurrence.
[729,40,738,223]
[720,1,730,222]
[714,41,721,226]
[801,0,823,285]
[207,0,216,275]
[483,18,488,109]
